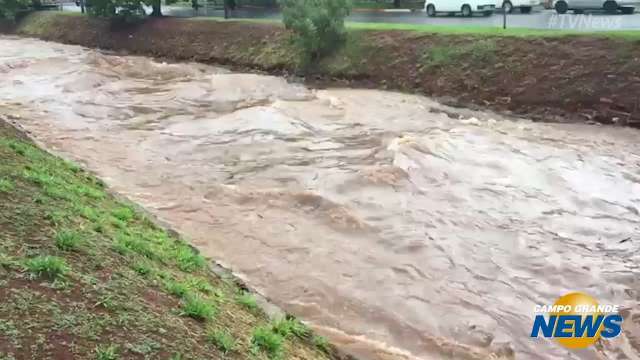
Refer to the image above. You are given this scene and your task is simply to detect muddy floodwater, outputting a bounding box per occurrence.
[2,36,640,360]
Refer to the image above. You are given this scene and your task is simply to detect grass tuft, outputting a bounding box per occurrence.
[111,206,134,222]
[180,295,216,321]
[0,178,14,193]
[251,326,284,358]
[55,229,83,251]
[206,329,237,354]
[132,260,153,277]
[163,279,190,298]
[313,335,331,353]
[95,344,119,360]
[24,255,69,280]
[174,246,206,272]
[237,292,259,312]
[273,318,310,338]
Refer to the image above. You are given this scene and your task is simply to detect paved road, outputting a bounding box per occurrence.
[60,3,640,30]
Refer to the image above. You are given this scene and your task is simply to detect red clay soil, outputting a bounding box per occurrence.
[6,13,640,126]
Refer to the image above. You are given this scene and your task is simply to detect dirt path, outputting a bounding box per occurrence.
[2,35,640,360]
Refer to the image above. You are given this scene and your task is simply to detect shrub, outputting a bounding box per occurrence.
[0,0,29,20]
[87,0,145,22]
[280,0,351,64]
[24,256,69,280]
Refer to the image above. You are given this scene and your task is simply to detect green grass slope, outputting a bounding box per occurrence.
[0,120,334,360]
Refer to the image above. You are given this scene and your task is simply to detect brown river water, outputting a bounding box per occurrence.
[1,36,640,360]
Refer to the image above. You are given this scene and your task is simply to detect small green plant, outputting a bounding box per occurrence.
[272,318,310,338]
[163,279,190,298]
[24,256,69,280]
[95,344,119,360]
[207,329,237,354]
[237,292,258,312]
[76,204,100,221]
[132,260,153,277]
[0,178,14,193]
[251,326,284,358]
[115,234,156,259]
[180,295,216,321]
[55,229,82,251]
[313,335,331,353]
[73,184,105,200]
[280,0,352,65]
[185,276,214,294]
[111,206,134,222]
[174,246,206,272]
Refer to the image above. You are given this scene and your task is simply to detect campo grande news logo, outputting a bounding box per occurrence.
[530,292,623,349]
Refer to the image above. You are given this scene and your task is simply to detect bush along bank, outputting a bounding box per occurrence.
[6,12,640,125]
[0,117,344,359]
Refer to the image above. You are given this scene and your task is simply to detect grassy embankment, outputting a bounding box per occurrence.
[0,120,333,359]
[6,11,640,125]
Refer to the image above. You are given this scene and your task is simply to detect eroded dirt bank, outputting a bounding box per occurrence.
[4,12,640,127]
[2,36,640,360]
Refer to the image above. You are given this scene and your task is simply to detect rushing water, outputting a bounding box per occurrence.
[1,36,640,360]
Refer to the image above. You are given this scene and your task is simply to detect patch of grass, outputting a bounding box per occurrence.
[321,32,381,76]
[163,279,190,298]
[346,21,640,40]
[24,256,69,280]
[174,246,206,272]
[420,39,496,69]
[237,292,259,312]
[0,178,14,193]
[115,234,156,259]
[0,123,331,359]
[111,206,134,222]
[132,260,154,277]
[185,276,214,294]
[180,295,216,321]
[251,326,284,359]
[95,344,119,360]
[55,229,83,251]
[76,204,100,221]
[313,335,331,353]
[206,329,237,354]
[127,338,161,356]
[273,318,310,338]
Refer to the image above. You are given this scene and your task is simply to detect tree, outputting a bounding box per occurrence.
[148,0,161,16]
[0,0,29,19]
[280,0,352,64]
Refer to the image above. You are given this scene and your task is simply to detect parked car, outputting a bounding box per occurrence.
[553,0,637,13]
[498,0,539,12]
[425,0,495,16]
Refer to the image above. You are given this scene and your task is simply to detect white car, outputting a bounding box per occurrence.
[497,0,539,12]
[425,0,496,16]
[554,0,637,13]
